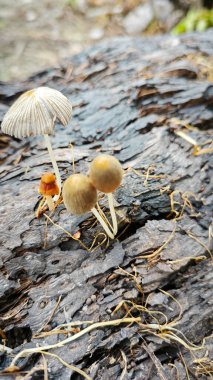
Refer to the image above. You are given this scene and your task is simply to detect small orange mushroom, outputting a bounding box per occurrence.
[39,172,59,211]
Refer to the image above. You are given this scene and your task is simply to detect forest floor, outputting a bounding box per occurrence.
[0,0,188,82]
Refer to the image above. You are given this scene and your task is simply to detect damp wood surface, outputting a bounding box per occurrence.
[0,30,213,380]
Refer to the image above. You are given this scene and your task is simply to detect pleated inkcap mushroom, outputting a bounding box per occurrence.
[1,86,72,200]
[1,87,72,139]
[63,174,114,239]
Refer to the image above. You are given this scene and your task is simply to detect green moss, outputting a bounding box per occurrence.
[172,8,213,35]
[0,19,7,29]
[67,0,77,9]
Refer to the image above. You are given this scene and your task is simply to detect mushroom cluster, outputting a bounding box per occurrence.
[62,173,115,239]
[1,87,123,241]
[62,155,123,239]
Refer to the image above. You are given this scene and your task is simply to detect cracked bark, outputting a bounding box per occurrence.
[0,30,212,379]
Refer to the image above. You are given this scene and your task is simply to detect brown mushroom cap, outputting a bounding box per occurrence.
[62,174,97,215]
[39,172,59,196]
[89,155,123,193]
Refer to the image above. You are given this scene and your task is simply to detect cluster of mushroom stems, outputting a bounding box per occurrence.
[1,86,123,241]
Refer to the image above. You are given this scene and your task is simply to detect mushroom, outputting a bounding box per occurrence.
[1,87,72,200]
[38,172,59,211]
[62,174,114,239]
[89,154,123,235]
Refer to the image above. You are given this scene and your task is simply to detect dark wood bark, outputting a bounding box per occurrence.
[0,30,212,379]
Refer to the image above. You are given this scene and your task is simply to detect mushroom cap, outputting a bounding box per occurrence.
[41,172,56,184]
[62,174,97,215]
[1,87,72,139]
[39,172,59,196]
[89,154,123,193]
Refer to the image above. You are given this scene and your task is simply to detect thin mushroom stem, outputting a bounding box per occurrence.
[108,193,118,235]
[45,196,55,212]
[44,134,61,201]
[97,201,113,231]
[91,208,114,240]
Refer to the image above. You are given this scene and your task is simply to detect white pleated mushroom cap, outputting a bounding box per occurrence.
[1,87,72,139]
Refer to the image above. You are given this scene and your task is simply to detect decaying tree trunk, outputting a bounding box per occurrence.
[0,30,212,380]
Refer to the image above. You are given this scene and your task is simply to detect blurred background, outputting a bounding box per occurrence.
[0,0,212,82]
